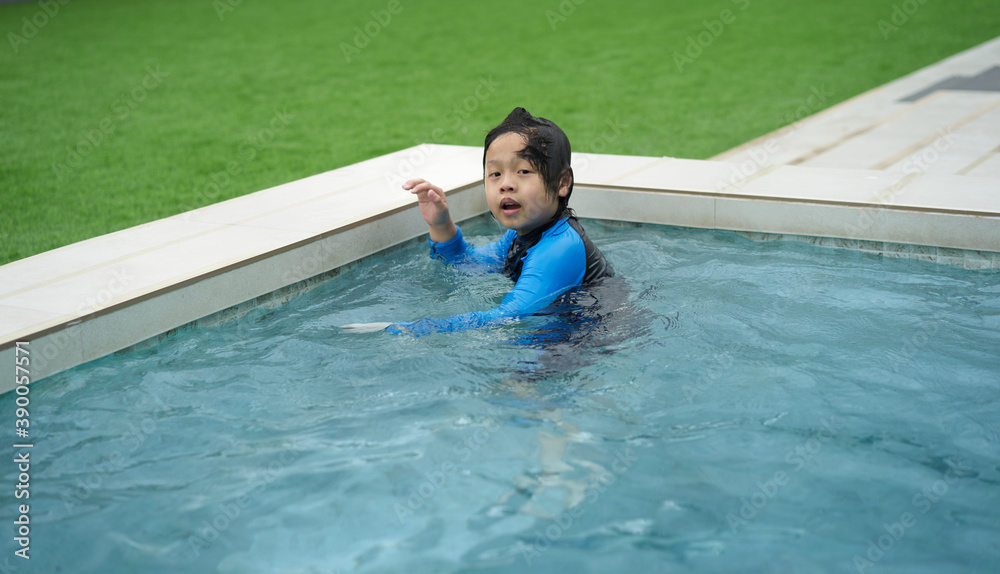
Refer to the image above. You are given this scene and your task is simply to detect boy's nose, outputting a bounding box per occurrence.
[500,173,516,191]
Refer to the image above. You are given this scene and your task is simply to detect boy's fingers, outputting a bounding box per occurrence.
[407,183,433,196]
[409,184,445,203]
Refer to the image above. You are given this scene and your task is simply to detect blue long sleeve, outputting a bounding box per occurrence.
[388,222,590,336]
[428,225,512,272]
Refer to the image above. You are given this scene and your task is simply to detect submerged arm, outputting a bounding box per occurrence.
[388,232,586,335]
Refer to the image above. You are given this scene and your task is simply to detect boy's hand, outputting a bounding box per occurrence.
[404,179,457,243]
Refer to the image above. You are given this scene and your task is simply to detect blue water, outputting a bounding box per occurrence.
[5,217,1000,573]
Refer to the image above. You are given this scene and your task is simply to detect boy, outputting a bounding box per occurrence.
[344,107,614,335]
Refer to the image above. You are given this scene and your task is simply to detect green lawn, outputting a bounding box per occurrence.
[2,0,997,264]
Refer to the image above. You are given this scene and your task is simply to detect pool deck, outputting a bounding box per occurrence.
[2,37,999,391]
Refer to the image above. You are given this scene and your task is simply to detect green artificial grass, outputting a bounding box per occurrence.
[2,0,997,264]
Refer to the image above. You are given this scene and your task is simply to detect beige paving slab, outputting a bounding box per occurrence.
[881,102,1000,175]
[571,153,667,185]
[801,91,1000,170]
[1,225,310,315]
[966,151,1000,178]
[611,158,743,193]
[184,144,481,228]
[0,218,226,295]
[889,174,1000,217]
[735,166,902,205]
[715,36,1000,168]
[0,305,65,337]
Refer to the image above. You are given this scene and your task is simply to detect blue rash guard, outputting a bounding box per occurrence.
[388,216,614,336]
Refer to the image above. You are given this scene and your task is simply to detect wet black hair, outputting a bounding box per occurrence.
[483,107,574,214]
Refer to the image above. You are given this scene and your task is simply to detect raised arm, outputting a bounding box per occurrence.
[403,179,457,243]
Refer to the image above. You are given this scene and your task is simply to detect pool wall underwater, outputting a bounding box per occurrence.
[2,36,1000,390]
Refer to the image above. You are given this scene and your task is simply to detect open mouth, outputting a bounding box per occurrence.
[499,198,521,216]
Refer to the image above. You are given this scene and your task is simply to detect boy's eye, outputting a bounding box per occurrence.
[518,169,531,175]
[489,171,500,178]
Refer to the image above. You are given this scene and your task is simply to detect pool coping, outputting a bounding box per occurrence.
[2,39,999,392]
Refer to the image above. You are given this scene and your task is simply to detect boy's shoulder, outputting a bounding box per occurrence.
[541,217,586,244]
[528,218,587,257]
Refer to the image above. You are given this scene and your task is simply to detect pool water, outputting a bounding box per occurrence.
[6,217,1000,573]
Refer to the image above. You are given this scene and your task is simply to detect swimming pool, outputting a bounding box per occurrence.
[6,217,999,573]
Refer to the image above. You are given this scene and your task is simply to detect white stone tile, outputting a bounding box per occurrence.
[612,158,739,193]
[572,153,664,186]
[363,144,482,195]
[733,166,899,205]
[185,144,482,227]
[889,174,1000,216]
[179,171,358,226]
[802,92,1000,170]
[713,87,908,166]
[0,305,66,340]
[966,153,1000,178]
[0,218,224,296]
[881,102,1000,175]
[0,225,311,317]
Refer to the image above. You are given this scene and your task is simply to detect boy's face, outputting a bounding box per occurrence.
[484,133,569,236]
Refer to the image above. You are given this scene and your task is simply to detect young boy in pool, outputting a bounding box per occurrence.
[344,107,614,335]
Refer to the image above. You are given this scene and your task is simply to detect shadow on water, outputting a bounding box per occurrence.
[454,278,678,541]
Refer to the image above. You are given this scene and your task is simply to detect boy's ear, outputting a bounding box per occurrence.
[557,170,572,198]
